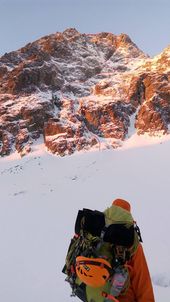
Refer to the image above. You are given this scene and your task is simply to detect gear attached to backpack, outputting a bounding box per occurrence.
[76,256,112,288]
[62,204,142,302]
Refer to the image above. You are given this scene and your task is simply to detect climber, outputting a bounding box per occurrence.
[63,198,155,302]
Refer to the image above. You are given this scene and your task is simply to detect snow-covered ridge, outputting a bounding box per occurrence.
[0,28,169,157]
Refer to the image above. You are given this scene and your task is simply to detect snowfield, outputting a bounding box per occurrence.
[1,134,170,302]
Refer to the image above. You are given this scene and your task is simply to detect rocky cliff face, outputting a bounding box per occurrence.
[0,28,169,156]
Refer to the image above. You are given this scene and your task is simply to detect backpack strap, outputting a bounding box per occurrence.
[134,221,143,242]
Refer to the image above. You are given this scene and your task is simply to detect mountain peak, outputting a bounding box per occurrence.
[0,29,169,157]
[63,27,80,38]
[117,33,133,45]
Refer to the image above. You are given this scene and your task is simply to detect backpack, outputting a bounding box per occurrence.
[62,204,142,302]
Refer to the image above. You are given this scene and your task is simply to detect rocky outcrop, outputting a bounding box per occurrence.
[0,93,54,155]
[135,64,170,134]
[0,28,169,156]
[79,102,133,140]
[44,117,98,155]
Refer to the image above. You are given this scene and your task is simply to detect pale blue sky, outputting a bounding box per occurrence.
[0,0,169,57]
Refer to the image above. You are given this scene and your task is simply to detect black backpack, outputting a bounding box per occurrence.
[62,208,142,302]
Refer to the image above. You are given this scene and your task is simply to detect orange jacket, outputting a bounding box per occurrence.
[111,199,155,302]
[118,243,155,302]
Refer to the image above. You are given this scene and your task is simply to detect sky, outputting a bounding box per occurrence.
[0,0,169,57]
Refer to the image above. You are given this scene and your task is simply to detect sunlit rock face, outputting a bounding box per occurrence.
[0,28,169,156]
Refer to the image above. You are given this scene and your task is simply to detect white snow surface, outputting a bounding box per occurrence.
[1,135,170,302]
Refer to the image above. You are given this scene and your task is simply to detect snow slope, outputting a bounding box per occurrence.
[0,136,170,302]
